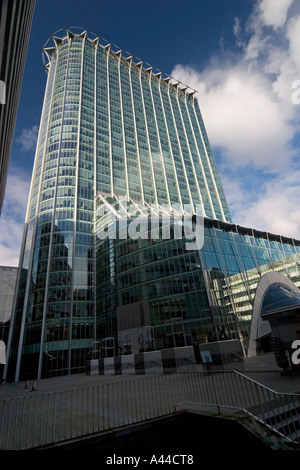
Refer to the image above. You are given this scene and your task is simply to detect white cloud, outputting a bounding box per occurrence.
[258,0,294,30]
[233,17,243,47]
[229,171,300,239]
[286,14,300,71]
[0,167,30,266]
[244,0,295,59]
[16,125,38,152]
[171,0,300,239]
[173,62,296,172]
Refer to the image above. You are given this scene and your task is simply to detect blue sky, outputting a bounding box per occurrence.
[1,0,300,266]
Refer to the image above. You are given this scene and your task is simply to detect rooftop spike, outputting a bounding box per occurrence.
[43,46,55,55]
[53,36,62,47]
[66,29,74,40]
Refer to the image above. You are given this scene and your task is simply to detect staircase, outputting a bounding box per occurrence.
[259,400,300,444]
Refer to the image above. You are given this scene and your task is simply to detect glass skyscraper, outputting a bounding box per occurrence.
[6,27,231,381]
[6,27,300,382]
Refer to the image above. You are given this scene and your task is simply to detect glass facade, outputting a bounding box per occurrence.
[6,28,231,381]
[94,206,300,359]
[0,266,17,346]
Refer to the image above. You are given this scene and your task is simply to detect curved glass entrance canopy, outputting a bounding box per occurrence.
[261,283,300,317]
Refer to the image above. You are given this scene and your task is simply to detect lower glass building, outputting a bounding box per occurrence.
[94,195,300,372]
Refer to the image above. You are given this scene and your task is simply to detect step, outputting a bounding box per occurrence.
[283,429,300,444]
[261,402,300,424]
[276,415,300,435]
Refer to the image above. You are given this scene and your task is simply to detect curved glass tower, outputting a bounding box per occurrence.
[6,28,231,381]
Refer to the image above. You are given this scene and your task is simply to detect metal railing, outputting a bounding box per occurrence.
[0,370,300,450]
[175,370,300,444]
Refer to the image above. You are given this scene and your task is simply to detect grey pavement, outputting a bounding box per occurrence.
[1,352,300,399]
[241,353,300,394]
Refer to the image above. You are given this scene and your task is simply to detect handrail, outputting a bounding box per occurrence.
[231,352,245,361]
[0,370,299,450]
[232,369,300,397]
[194,369,300,443]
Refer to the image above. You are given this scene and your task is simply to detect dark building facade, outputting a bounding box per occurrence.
[0,266,17,345]
[0,0,35,214]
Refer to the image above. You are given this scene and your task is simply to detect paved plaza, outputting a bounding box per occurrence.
[1,353,300,451]
[1,353,299,400]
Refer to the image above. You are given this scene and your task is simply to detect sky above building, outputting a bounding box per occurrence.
[1,0,300,266]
